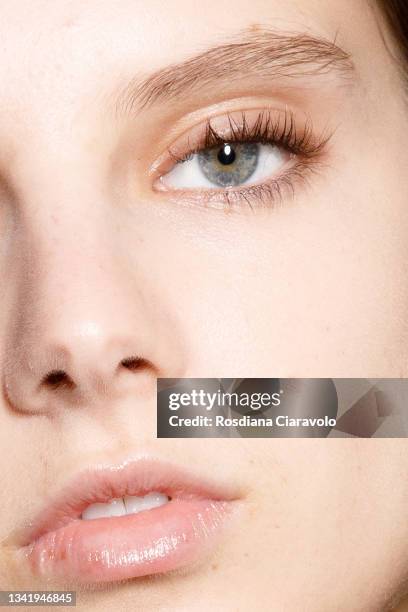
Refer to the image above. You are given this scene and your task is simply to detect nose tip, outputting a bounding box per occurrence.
[2,328,156,414]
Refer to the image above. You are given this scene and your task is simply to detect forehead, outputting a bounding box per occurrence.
[0,0,371,83]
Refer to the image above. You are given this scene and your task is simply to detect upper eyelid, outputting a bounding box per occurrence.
[152,108,331,176]
[193,111,323,155]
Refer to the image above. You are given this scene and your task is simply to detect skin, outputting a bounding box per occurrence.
[0,0,408,610]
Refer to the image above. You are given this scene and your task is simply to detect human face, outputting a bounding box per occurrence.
[1,1,408,610]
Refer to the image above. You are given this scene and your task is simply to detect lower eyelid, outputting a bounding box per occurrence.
[152,153,324,213]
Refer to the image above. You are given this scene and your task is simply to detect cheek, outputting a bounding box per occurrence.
[242,440,408,607]
[145,173,408,377]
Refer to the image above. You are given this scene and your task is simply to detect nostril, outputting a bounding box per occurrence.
[41,369,75,390]
[120,356,148,372]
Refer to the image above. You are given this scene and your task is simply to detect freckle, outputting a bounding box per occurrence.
[211,563,218,571]
[63,17,78,29]
[249,23,262,33]
[248,506,256,518]
[244,553,249,558]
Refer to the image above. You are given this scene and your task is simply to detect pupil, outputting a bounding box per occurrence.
[217,143,236,165]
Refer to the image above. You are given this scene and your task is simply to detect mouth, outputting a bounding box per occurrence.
[16,458,240,584]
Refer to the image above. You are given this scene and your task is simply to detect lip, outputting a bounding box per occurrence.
[16,457,241,584]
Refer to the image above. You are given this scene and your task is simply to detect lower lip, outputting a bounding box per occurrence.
[23,499,232,583]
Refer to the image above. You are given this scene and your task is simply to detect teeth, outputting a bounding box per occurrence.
[124,492,169,514]
[81,497,126,520]
[81,492,169,520]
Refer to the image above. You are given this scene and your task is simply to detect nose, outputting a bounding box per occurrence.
[1,205,183,415]
[5,315,156,413]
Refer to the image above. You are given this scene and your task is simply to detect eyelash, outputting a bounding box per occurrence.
[165,109,330,209]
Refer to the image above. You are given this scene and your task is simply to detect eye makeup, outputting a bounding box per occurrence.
[152,107,332,211]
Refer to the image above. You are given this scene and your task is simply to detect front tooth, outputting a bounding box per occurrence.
[142,492,169,510]
[124,492,168,515]
[82,497,126,520]
[123,495,146,515]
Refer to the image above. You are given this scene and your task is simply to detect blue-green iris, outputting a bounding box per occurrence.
[198,142,259,187]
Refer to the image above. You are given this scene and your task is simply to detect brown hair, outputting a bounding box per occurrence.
[378,0,408,66]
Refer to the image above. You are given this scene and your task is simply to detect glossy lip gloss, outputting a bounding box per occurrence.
[15,458,241,584]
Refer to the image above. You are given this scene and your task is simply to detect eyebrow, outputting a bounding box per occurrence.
[115,27,355,116]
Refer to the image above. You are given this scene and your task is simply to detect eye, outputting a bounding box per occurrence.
[153,109,329,209]
[160,141,288,190]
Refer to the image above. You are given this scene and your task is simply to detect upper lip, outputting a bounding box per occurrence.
[16,456,241,547]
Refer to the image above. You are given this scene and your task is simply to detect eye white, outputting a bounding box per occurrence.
[160,144,286,189]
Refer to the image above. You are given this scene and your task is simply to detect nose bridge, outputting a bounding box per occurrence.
[14,173,120,322]
[19,212,128,343]
[8,135,125,305]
